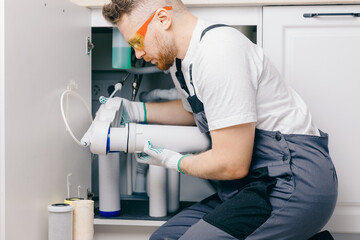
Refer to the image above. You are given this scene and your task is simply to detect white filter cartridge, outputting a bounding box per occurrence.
[148,165,167,217]
[134,162,148,194]
[98,152,121,216]
[48,203,73,240]
[73,200,94,240]
[167,169,180,213]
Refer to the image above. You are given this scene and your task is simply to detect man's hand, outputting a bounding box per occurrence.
[135,141,189,173]
[121,98,146,123]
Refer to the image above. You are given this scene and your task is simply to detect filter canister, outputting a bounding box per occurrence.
[73,200,94,240]
[48,203,73,240]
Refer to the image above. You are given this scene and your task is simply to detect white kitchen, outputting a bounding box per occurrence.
[1,0,360,239]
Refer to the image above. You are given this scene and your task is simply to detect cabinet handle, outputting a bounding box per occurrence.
[303,13,360,18]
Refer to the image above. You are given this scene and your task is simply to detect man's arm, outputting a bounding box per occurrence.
[145,99,195,126]
[179,122,255,180]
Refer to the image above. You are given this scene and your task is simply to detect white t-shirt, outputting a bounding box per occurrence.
[170,19,319,136]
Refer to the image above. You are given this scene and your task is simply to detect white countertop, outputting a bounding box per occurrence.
[70,0,360,8]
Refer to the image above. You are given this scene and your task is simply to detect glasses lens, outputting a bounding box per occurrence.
[128,33,144,50]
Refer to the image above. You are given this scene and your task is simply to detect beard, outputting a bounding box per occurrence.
[155,34,177,71]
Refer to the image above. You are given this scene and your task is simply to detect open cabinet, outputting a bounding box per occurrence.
[90,5,262,240]
[0,2,262,239]
[2,1,360,239]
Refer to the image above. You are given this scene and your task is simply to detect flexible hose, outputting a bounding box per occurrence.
[139,88,181,102]
[125,66,163,75]
[60,89,93,147]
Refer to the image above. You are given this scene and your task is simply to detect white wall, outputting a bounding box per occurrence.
[0,0,6,239]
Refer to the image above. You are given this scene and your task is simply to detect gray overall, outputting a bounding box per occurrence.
[150,25,338,240]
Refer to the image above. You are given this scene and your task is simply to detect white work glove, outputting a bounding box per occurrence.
[136,141,190,173]
[121,98,146,123]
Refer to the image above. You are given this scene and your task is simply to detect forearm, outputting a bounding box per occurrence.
[179,150,248,180]
[179,123,255,180]
[145,99,195,126]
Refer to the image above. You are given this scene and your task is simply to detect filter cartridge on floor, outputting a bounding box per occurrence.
[48,203,73,240]
[73,200,94,240]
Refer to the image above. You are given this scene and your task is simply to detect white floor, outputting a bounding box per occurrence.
[333,233,360,240]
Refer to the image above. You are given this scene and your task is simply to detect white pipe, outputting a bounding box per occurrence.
[109,123,210,154]
[98,153,120,216]
[66,173,72,199]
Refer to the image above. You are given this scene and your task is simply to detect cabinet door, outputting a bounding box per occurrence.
[263,5,360,233]
[1,1,91,239]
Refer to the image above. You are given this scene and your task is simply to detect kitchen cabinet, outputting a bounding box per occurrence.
[263,5,360,233]
[0,2,262,240]
[92,6,262,240]
[2,1,359,239]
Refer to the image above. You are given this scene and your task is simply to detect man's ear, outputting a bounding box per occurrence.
[155,8,172,30]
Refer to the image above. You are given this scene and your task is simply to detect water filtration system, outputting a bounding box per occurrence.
[83,95,209,216]
[81,99,209,155]
[61,85,210,217]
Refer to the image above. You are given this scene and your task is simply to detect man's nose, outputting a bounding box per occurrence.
[134,48,145,59]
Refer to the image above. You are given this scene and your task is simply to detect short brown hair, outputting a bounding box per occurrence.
[102,0,140,25]
[102,0,186,25]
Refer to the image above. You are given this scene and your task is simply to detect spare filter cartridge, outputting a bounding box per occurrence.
[73,200,94,240]
[48,203,74,240]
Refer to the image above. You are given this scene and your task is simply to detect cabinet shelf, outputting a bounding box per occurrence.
[94,199,195,226]
[94,218,166,227]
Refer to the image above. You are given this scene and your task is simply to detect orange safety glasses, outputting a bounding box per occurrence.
[128,6,172,50]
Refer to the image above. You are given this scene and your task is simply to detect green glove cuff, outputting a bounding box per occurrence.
[177,154,192,174]
[143,102,147,123]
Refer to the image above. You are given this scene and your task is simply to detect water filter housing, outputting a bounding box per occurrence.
[109,123,210,154]
[80,97,211,219]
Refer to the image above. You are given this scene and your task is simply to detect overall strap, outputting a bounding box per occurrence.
[175,58,190,95]
[200,24,230,41]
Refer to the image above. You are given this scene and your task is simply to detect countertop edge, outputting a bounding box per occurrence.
[70,0,360,8]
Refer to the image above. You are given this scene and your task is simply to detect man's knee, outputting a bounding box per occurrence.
[150,225,188,240]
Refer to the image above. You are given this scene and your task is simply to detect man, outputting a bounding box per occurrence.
[102,1,338,239]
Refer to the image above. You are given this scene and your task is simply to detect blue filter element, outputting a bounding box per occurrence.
[106,128,111,153]
[98,153,121,219]
[99,210,121,217]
